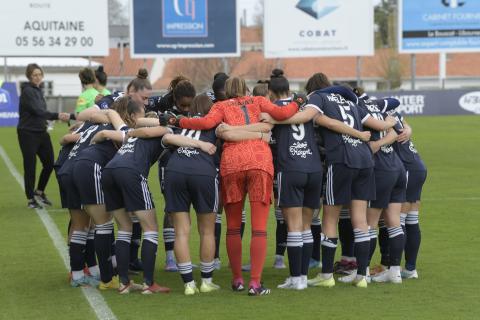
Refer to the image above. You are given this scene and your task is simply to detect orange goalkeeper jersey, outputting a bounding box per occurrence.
[179,96,298,177]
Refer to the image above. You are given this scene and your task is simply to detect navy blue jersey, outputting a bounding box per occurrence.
[307,92,374,169]
[57,122,107,175]
[75,124,129,167]
[165,127,217,177]
[106,136,164,177]
[96,91,125,110]
[388,111,426,171]
[357,96,404,171]
[54,123,90,169]
[272,98,322,173]
[145,95,164,114]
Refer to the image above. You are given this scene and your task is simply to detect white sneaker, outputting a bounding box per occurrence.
[300,275,308,289]
[277,277,304,290]
[401,269,419,279]
[338,270,357,283]
[372,268,402,284]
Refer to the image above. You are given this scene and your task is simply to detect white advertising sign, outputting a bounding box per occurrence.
[264,0,374,58]
[0,0,109,56]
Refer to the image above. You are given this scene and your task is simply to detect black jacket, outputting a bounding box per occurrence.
[17,82,59,132]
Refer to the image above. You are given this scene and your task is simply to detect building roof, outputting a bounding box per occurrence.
[93,48,155,78]
[5,57,100,68]
[90,27,480,91]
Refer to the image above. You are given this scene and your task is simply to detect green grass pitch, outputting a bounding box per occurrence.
[0,115,479,320]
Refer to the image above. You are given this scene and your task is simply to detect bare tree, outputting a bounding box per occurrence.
[109,0,128,25]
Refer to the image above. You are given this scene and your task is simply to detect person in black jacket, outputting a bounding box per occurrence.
[17,63,71,208]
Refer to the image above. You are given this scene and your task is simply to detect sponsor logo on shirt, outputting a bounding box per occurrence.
[289,141,313,158]
[177,147,200,157]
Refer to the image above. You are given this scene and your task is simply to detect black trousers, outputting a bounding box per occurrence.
[17,129,54,200]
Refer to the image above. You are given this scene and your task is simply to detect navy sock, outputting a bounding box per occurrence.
[301,230,314,276]
[178,262,194,283]
[368,228,377,265]
[85,228,97,268]
[142,232,159,286]
[116,231,132,285]
[321,236,338,274]
[200,260,215,279]
[405,212,421,271]
[130,220,142,263]
[94,222,114,283]
[275,208,287,256]
[287,232,303,277]
[214,213,222,259]
[378,219,390,266]
[310,222,322,262]
[70,231,87,273]
[163,227,175,252]
[387,227,405,267]
[338,211,355,258]
[353,229,370,276]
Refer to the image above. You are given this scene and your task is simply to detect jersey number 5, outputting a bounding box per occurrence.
[337,105,355,128]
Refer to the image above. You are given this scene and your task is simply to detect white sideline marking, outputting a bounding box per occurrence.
[0,146,117,320]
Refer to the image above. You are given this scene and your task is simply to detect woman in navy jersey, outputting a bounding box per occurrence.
[100,117,173,294]
[263,69,323,290]
[334,90,407,284]
[261,74,396,288]
[68,97,144,290]
[56,98,138,288]
[383,108,427,279]
[161,95,222,295]
[145,76,197,272]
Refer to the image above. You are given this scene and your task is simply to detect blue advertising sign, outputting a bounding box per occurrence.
[131,0,240,58]
[0,82,19,127]
[372,89,480,116]
[399,0,480,53]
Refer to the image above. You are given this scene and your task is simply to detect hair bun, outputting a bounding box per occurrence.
[271,68,284,78]
[137,68,149,79]
[97,66,104,73]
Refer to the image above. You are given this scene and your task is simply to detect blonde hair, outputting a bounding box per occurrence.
[190,94,213,116]
[225,77,248,99]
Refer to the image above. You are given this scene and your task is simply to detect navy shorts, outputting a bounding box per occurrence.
[164,171,219,214]
[324,163,376,206]
[370,168,407,209]
[58,173,82,210]
[102,167,155,212]
[72,160,104,206]
[55,171,68,209]
[405,169,427,202]
[277,171,322,209]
